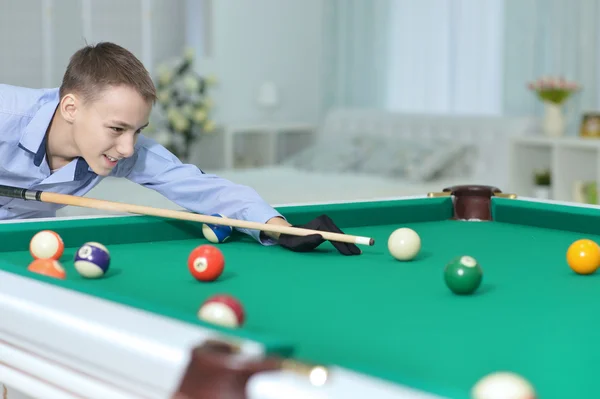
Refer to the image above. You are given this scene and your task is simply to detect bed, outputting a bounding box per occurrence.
[57,108,538,217]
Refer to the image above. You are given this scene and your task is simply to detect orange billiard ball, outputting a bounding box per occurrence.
[566,239,600,275]
[187,245,225,281]
[27,258,66,280]
[29,230,64,260]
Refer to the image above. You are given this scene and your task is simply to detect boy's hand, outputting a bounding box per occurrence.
[275,214,361,255]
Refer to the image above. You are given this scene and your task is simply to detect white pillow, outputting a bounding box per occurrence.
[355,136,471,181]
[356,137,431,177]
[283,135,472,181]
[406,141,473,181]
[282,139,363,172]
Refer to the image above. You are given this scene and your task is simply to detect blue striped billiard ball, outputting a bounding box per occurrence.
[74,242,111,278]
[202,214,233,243]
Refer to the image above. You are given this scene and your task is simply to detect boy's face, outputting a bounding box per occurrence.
[68,85,152,176]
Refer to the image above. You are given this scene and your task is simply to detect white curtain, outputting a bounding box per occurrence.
[385,0,505,115]
[321,0,392,112]
[503,0,600,122]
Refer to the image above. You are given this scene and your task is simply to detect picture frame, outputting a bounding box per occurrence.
[579,112,600,138]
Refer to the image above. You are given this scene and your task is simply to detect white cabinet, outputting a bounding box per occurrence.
[509,136,600,203]
[189,123,316,171]
[223,123,315,169]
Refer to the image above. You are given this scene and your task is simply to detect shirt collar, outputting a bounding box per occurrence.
[18,90,60,166]
[18,89,94,181]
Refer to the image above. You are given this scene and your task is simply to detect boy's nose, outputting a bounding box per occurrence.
[116,136,135,158]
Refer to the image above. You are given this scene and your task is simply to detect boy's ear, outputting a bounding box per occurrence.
[59,93,78,123]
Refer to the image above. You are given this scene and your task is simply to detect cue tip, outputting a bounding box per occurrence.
[355,236,374,246]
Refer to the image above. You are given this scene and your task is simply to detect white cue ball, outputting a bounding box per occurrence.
[472,372,536,399]
[388,227,421,261]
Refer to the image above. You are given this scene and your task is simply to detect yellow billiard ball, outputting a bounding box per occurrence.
[566,239,600,275]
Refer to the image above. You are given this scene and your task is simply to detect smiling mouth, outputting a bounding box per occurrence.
[104,154,119,163]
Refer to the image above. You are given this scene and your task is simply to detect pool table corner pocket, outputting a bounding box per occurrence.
[429,184,517,221]
[174,339,329,399]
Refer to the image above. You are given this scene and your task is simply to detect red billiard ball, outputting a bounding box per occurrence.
[187,245,225,281]
[198,294,245,328]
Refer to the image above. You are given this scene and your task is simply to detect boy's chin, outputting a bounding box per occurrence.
[85,156,114,177]
[93,168,112,177]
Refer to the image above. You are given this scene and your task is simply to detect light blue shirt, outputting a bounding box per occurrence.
[0,84,282,244]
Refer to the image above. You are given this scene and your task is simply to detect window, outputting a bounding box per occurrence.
[186,0,212,58]
[385,0,504,115]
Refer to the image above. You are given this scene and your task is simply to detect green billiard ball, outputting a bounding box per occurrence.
[444,256,483,295]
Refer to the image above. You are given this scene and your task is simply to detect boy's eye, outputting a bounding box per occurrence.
[111,127,124,133]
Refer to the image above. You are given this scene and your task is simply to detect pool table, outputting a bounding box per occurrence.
[1,184,599,399]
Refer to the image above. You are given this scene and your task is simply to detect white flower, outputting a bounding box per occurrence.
[167,107,191,132]
[173,115,190,132]
[205,74,218,85]
[203,120,215,132]
[181,103,194,118]
[157,64,171,76]
[167,108,190,132]
[183,74,200,93]
[193,108,207,123]
[158,89,171,105]
[158,66,173,86]
[167,107,180,121]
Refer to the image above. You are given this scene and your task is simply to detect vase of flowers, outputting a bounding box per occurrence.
[528,76,580,138]
[150,48,216,162]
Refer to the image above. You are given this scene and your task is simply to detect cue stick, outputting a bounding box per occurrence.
[0,185,375,246]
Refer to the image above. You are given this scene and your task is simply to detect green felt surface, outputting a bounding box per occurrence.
[1,196,600,398]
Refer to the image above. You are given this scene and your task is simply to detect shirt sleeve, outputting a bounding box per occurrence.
[112,135,283,245]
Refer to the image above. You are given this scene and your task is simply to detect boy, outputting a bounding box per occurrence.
[0,42,359,256]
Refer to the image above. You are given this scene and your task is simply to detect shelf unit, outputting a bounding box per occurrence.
[224,123,315,169]
[509,136,600,202]
[188,123,316,170]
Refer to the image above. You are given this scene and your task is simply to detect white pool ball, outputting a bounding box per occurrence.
[387,228,421,261]
[472,372,536,399]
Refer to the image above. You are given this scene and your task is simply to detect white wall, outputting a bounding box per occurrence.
[187,0,325,126]
[0,0,185,88]
[0,0,325,127]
